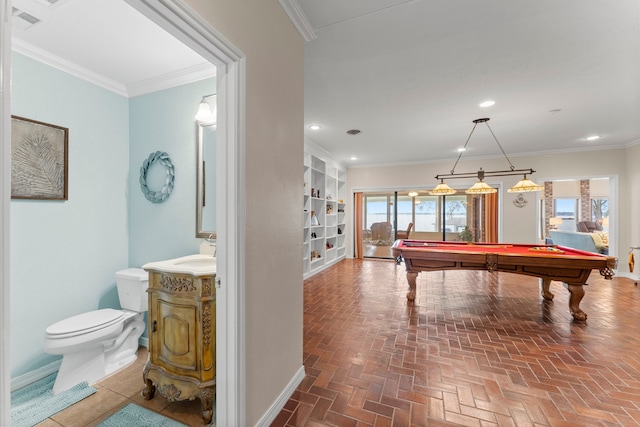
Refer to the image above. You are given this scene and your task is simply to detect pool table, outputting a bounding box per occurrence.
[392,239,617,321]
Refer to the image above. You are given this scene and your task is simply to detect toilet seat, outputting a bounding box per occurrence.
[45,308,124,339]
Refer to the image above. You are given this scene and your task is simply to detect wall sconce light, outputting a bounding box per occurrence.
[195,93,217,126]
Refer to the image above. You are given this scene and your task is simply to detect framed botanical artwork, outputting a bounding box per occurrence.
[11,116,69,200]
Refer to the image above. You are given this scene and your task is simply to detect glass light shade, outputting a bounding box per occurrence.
[465,181,497,194]
[429,182,457,196]
[195,97,217,126]
[507,177,543,193]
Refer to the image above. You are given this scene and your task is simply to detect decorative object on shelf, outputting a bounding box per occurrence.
[311,188,315,197]
[338,199,344,203]
[326,242,334,249]
[338,228,343,235]
[311,232,317,239]
[513,193,527,208]
[326,206,333,214]
[311,250,321,260]
[549,217,563,230]
[326,194,333,200]
[195,93,217,126]
[11,115,69,200]
[429,118,544,195]
[139,151,175,204]
[311,211,320,226]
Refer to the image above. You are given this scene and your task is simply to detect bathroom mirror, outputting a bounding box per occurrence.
[196,122,217,238]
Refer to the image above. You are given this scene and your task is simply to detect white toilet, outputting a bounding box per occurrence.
[44,268,149,394]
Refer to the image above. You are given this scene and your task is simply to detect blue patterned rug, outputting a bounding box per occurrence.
[11,373,97,427]
[97,403,188,427]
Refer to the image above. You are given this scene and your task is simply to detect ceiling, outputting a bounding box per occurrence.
[10,0,640,167]
[298,0,640,166]
[11,0,214,97]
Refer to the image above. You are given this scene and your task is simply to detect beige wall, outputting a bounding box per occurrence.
[184,1,305,424]
[348,147,637,270]
[625,143,640,264]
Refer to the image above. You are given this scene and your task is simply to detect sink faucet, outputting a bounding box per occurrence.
[206,233,217,257]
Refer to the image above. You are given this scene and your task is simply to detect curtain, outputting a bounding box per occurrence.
[484,192,498,243]
[354,192,363,259]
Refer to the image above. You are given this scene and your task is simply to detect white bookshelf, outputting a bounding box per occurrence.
[303,146,347,278]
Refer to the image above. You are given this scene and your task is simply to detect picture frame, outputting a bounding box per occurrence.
[311,210,320,226]
[11,116,69,200]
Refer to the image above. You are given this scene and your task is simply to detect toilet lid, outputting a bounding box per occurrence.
[46,308,124,338]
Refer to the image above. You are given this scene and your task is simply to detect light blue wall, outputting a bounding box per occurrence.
[128,78,215,267]
[10,52,216,378]
[10,53,129,377]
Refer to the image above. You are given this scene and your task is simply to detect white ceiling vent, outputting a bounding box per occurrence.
[12,7,42,30]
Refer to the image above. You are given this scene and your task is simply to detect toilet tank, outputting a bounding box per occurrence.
[115,268,149,312]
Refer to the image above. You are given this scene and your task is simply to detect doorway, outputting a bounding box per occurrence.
[0,2,245,425]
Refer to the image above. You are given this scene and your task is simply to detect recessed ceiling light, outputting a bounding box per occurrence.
[350,156,358,160]
[457,148,466,152]
[479,100,495,108]
[586,135,601,141]
[309,125,321,130]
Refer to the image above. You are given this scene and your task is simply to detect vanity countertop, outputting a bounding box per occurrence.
[143,254,216,276]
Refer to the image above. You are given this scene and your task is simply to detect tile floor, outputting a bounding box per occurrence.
[33,258,640,426]
[35,347,212,427]
[273,258,640,427]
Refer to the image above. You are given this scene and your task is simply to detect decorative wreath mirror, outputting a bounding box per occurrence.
[139,151,175,203]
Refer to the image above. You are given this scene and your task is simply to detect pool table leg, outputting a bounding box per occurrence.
[406,272,417,302]
[566,283,587,321]
[540,278,555,301]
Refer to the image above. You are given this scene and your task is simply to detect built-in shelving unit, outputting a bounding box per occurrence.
[303,146,347,278]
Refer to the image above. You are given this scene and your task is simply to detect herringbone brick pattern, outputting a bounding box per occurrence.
[272,259,640,427]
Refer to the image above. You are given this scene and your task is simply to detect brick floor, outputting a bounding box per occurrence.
[273,258,640,427]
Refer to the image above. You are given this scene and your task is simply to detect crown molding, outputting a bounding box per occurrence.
[279,0,317,42]
[12,37,216,98]
[12,37,128,96]
[126,63,216,97]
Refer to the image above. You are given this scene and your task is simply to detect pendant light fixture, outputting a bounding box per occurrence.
[429,118,543,195]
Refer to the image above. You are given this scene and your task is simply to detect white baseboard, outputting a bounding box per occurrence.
[11,337,149,392]
[11,360,61,392]
[255,365,306,427]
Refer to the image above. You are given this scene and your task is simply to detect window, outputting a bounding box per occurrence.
[415,196,438,232]
[443,196,468,232]
[553,198,578,231]
[554,198,577,219]
[396,195,413,231]
[591,198,608,221]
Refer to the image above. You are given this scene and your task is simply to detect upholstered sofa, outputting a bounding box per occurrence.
[549,230,608,255]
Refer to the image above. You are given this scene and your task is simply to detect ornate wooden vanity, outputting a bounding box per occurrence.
[142,256,216,424]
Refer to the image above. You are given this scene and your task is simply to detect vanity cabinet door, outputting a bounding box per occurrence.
[151,296,198,377]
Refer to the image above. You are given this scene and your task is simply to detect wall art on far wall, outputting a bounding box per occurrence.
[11,115,69,200]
